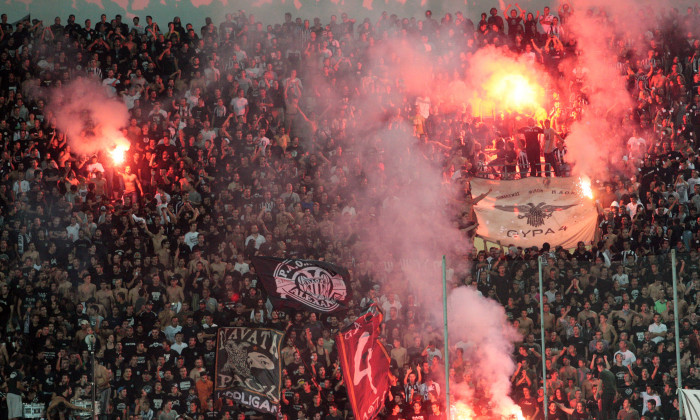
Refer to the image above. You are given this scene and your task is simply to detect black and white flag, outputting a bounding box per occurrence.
[251,257,351,313]
[215,327,283,414]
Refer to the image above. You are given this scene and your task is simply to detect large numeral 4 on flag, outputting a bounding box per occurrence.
[337,305,391,420]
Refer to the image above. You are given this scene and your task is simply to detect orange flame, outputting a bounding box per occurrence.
[579,176,593,199]
[497,74,541,111]
[451,400,526,420]
[469,70,546,119]
[451,401,476,420]
[109,138,130,165]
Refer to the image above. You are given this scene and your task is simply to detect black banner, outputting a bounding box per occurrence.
[215,327,284,414]
[251,257,351,313]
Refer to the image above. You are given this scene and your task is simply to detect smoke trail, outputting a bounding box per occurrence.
[46,77,131,157]
[324,34,528,417]
[558,8,634,180]
[448,286,522,415]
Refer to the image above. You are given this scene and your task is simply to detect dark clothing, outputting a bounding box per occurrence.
[599,369,617,420]
[519,126,543,176]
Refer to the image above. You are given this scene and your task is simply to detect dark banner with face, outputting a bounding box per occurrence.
[215,327,284,415]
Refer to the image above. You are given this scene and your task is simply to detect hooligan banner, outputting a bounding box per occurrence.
[470,177,597,249]
[680,390,700,420]
[251,257,351,313]
[337,305,391,420]
[215,327,283,414]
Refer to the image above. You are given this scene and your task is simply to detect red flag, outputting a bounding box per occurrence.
[337,306,391,420]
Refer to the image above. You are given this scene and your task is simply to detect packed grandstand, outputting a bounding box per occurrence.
[0,4,697,420]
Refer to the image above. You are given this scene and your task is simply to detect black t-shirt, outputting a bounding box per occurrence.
[547,410,568,420]
[565,335,588,357]
[7,370,24,394]
[619,384,635,400]
[519,395,538,417]
[151,391,166,411]
[121,336,138,357]
[519,126,544,154]
[506,17,523,35]
[118,376,138,397]
[114,395,130,414]
[647,410,665,420]
[204,410,219,420]
[610,364,627,387]
[308,403,327,419]
[487,15,505,31]
[177,376,195,393]
[571,411,589,420]
[0,292,11,322]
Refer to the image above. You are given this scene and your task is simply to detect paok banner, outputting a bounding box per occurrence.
[251,257,351,313]
[470,177,597,249]
[337,305,390,420]
[680,390,700,420]
[215,327,283,414]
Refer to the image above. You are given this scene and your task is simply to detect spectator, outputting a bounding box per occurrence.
[0,7,695,420]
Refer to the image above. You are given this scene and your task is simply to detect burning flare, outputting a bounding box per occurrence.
[578,176,594,199]
[451,401,476,420]
[109,137,130,165]
[468,59,546,118]
[495,74,542,112]
[451,400,525,420]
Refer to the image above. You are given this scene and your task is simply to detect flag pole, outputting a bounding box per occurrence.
[538,255,548,420]
[442,256,451,420]
[671,249,683,419]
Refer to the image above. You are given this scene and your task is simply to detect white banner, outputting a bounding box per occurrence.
[471,177,597,249]
[680,389,700,420]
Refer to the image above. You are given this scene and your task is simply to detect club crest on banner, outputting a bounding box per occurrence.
[495,202,577,227]
[252,257,351,313]
[471,177,597,249]
[273,260,347,311]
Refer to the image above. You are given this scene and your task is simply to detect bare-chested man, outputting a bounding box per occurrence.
[166,275,184,313]
[461,184,492,222]
[77,274,97,303]
[90,170,107,198]
[119,165,142,205]
[95,281,114,315]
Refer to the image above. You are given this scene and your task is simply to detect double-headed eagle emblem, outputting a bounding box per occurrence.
[494,202,576,227]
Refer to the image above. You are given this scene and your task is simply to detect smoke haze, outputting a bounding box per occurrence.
[47,77,131,157]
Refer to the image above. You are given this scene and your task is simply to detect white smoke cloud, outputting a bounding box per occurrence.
[330,35,527,417]
[46,77,130,157]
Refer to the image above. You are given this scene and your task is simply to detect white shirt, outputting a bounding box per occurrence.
[163,324,182,343]
[648,322,667,344]
[66,223,81,242]
[230,97,248,116]
[233,262,249,274]
[86,162,105,174]
[184,231,199,250]
[640,393,661,414]
[688,176,700,192]
[122,91,141,109]
[12,180,29,194]
[171,342,187,355]
[155,191,171,206]
[627,136,646,157]
[245,233,266,250]
[613,349,636,366]
[102,77,119,96]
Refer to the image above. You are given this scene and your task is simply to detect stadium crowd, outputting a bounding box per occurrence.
[0,3,697,420]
